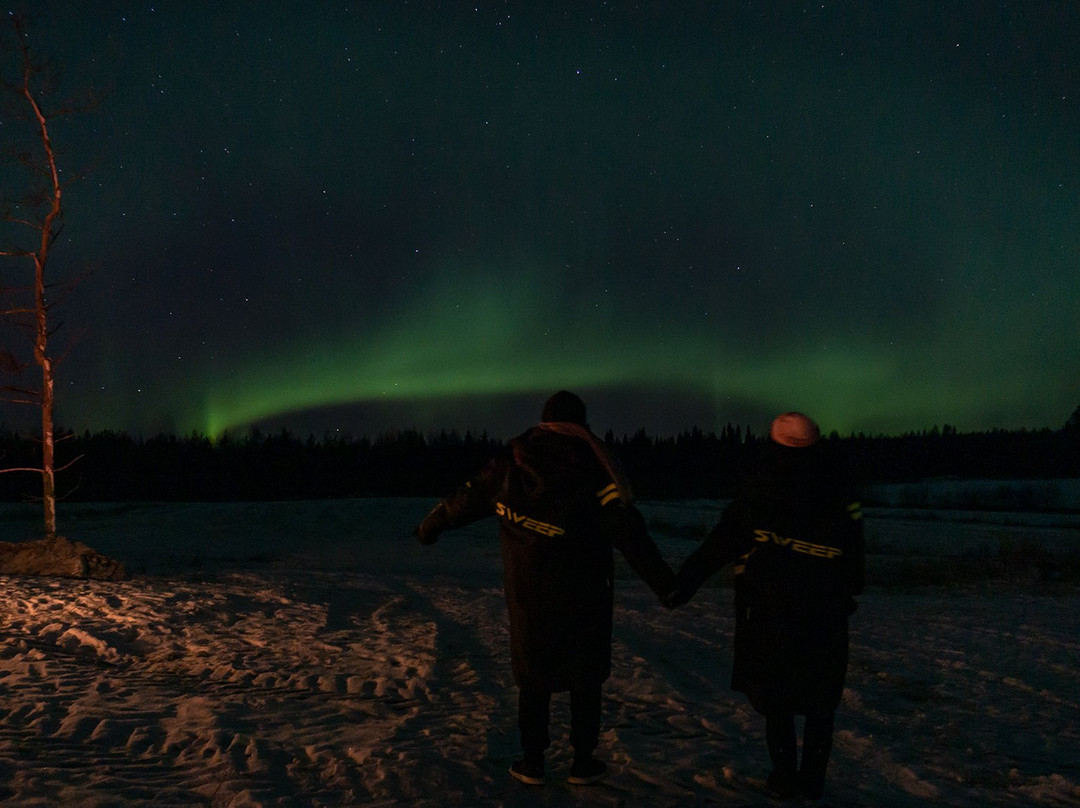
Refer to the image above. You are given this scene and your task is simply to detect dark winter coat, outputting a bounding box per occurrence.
[675,443,865,716]
[417,425,675,692]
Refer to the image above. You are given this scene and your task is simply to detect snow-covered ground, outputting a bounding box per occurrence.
[0,497,1078,806]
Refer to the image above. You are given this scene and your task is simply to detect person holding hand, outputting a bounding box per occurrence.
[416,391,677,787]
[666,412,864,801]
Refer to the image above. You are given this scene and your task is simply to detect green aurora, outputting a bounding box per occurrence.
[2,4,1077,440]
[180,255,1068,439]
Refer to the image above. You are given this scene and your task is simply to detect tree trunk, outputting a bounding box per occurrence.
[34,253,56,537]
[35,234,58,539]
[27,64,63,539]
[40,357,57,538]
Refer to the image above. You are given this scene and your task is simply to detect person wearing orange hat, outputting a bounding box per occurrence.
[666,412,865,801]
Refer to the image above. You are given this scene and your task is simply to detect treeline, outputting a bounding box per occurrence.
[618,423,1080,500]
[0,428,501,502]
[2,417,1079,503]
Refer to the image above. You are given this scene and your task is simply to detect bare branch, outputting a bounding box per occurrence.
[0,246,35,257]
[46,221,64,246]
[1,389,41,405]
[58,478,82,501]
[0,218,43,234]
[55,327,87,366]
[55,453,82,473]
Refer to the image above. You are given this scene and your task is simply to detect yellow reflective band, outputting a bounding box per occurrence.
[734,550,753,575]
[495,502,567,538]
[847,501,863,520]
[753,529,843,558]
[597,482,621,506]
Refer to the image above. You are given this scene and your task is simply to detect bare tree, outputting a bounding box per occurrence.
[1,14,90,537]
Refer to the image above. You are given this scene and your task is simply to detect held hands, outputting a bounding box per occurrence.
[660,567,698,609]
[661,584,693,609]
[657,556,708,609]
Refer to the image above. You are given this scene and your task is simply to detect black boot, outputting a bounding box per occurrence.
[765,714,799,799]
[568,686,605,784]
[567,755,607,785]
[509,753,545,786]
[799,711,834,800]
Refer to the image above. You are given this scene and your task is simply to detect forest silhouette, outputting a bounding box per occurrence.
[2,406,1078,505]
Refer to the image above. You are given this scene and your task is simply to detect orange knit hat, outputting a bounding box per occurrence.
[770,412,820,447]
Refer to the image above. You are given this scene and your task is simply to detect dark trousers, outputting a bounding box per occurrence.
[518,685,602,759]
[765,711,835,797]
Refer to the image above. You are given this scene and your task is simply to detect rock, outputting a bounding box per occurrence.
[0,535,129,580]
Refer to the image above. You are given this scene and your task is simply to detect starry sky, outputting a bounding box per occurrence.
[2,2,1078,440]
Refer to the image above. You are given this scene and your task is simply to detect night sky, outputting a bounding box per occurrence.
[3,2,1078,440]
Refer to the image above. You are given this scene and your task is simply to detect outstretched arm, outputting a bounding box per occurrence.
[606,505,677,601]
[415,459,504,544]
